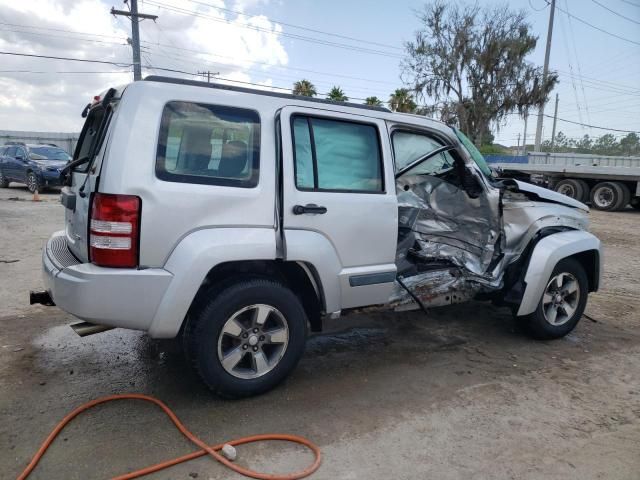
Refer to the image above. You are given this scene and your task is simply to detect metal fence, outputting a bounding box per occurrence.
[0,130,79,155]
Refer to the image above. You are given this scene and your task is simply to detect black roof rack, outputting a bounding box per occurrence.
[4,141,26,146]
[143,75,392,113]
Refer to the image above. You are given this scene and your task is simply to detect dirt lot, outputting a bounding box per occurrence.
[1,185,639,480]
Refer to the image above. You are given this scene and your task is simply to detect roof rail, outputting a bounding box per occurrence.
[37,143,59,147]
[143,75,392,113]
[4,141,26,146]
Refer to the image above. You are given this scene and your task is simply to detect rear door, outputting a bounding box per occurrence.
[64,98,114,261]
[2,147,18,180]
[279,106,398,309]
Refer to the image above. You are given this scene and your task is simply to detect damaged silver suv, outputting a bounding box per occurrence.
[34,77,602,397]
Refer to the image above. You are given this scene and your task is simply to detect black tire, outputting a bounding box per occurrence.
[590,182,622,211]
[184,278,308,398]
[555,179,588,203]
[523,258,588,340]
[26,171,41,193]
[630,197,640,211]
[611,182,630,211]
[0,169,9,188]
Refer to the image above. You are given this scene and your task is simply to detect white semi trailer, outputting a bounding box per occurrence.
[495,152,640,211]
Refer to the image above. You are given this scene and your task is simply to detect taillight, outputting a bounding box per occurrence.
[89,193,141,268]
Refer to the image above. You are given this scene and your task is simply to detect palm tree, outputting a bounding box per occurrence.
[389,88,417,113]
[292,79,317,97]
[326,86,348,102]
[364,96,383,107]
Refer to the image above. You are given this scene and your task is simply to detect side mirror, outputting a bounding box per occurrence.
[15,155,25,161]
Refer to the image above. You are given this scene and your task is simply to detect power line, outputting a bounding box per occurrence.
[591,0,640,24]
[0,21,126,40]
[0,51,132,67]
[185,0,402,51]
[619,0,640,7]
[0,70,130,74]
[143,0,403,59]
[555,4,640,46]
[0,27,127,46]
[543,114,640,133]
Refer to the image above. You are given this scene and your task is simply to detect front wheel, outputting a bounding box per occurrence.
[523,258,588,340]
[26,172,41,193]
[184,278,308,398]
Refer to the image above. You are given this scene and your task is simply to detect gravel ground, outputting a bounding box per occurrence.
[0,184,639,480]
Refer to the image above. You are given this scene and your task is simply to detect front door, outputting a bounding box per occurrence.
[279,106,398,310]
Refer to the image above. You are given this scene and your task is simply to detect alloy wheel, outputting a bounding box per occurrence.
[217,304,289,379]
[27,173,38,193]
[542,272,580,326]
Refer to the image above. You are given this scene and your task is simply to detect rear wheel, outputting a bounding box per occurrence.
[590,182,622,211]
[184,278,308,398]
[523,258,588,340]
[555,179,588,203]
[611,182,630,211]
[0,169,9,188]
[630,197,640,211]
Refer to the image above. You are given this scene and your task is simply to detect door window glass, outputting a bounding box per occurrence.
[292,116,383,193]
[5,146,17,157]
[157,101,260,188]
[392,131,443,172]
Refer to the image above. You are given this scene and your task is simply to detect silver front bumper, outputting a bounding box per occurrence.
[43,231,173,331]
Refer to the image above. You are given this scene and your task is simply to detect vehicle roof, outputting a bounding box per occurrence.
[140,75,455,138]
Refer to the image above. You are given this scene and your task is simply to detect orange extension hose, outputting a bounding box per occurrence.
[17,393,322,480]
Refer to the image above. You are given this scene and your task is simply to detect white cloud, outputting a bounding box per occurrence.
[0,0,288,132]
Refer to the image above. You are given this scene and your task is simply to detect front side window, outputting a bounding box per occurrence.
[292,116,383,192]
[156,101,260,187]
[392,131,444,172]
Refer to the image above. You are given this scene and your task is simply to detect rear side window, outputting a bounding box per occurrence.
[156,101,260,188]
[292,116,383,193]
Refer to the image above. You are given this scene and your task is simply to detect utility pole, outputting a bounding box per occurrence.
[197,71,219,83]
[550,93,559,152]
[522,110,529,156]
[111,0,158,81]
[534,0,556,152]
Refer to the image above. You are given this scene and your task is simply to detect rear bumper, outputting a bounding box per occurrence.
[42,231,173,331]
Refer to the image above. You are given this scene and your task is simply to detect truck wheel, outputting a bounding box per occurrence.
[630,197,640,211]
[184,278,308,398]
[0,169,9,188]
[26,172,41,194]
[611,182,630,211]
[524,258,588,340]
[555,179,588,203]
[590,182,622,211]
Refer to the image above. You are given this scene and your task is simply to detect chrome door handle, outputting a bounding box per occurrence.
[293,204,327,215]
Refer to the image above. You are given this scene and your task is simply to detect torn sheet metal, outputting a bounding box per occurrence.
[392,174,505,308]
[389,269,480,311]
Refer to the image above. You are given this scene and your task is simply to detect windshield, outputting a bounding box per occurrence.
[29,147,71,161]
[453,128,492,177]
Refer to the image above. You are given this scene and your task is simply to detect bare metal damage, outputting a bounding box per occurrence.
[390,176,590,311]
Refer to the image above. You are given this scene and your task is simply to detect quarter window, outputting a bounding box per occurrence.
[156,101,260,187]
[292,116,383,193]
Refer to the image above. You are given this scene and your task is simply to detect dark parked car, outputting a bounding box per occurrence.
[0,143,71,192]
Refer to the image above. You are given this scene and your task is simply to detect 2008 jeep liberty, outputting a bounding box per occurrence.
[33,77,602,398]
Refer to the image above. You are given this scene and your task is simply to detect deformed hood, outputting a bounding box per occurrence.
[509,180,589,211]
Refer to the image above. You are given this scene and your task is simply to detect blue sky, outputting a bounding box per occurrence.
[263,0,640,147]
[0,0,638,147]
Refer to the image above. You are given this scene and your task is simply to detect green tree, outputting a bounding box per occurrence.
[619,133,639,156]
[364,96,383,107]
[389,88,417,113]
[292,79,317,97]
[326,86,348,102]
[402,1,558,144]
[593,134,618,155]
